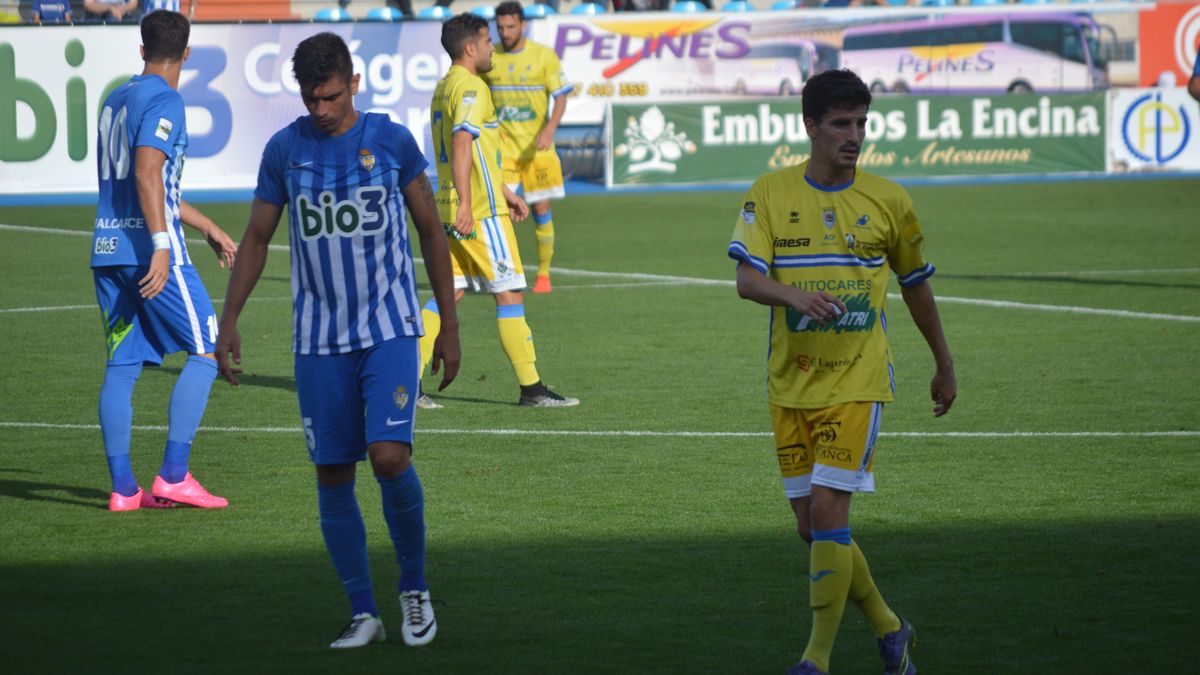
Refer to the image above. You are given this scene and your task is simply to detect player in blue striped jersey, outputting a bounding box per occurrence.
[214,32,460,650]
[143,0,195,17]
[91,10,236,512]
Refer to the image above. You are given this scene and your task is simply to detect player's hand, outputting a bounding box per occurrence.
[506,193,529,222]
[791,290,847,326]
[930,366,957,417]
[215,325,244,385]
[430,321,461,391]
[138,249,171,299]
[206,226,237,270]
[453,203,475,237]
[536,127,554,152]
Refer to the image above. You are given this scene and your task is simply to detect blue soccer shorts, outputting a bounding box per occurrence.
[294,336,421,465]
[93,265,217,366]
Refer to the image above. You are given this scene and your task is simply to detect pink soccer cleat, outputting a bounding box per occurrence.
[108,487,172,512]
[152,472,228,509]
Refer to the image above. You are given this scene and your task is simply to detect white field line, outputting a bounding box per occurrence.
[5,223,1199,322]
[0,421,1197,439]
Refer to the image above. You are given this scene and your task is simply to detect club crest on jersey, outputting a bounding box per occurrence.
[741,201,756,225]
[359,149,376,171]
[394,385,409,410]
[822,209,836,229]
[845,234,855,250]
[155,117,173,142]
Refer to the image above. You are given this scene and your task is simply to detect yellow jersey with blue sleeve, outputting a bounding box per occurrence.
[728,162,935,409]
[431,64,508,224]
[483,41,573,164]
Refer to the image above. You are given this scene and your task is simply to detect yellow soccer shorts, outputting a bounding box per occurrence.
[448,215,527,294]
[503,150,566,203]
[769,401,883,498]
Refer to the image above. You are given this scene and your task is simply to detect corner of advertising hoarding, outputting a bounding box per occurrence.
[604,101,614,191]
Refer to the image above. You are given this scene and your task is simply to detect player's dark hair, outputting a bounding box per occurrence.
[801,69,872,124]
[442,13,490,59]
[292,32,355,91]
[140,10,190,62]
[495,1,525,21]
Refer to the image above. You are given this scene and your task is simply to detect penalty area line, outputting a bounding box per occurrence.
[1,421,1197,439]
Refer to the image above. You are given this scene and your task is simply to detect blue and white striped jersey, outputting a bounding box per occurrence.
[91,74,190,269]
[255,113,429,356]
[143,0,183,12]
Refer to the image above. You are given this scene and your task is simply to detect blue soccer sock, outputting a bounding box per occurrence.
[98,363,142,496]
[160,355,218,483]
[377,465,427,592]
[318,480,378,617]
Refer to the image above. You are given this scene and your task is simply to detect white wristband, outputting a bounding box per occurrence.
[152,232,171,251]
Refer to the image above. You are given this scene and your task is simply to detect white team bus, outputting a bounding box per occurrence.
[841,12,1110,94]
[714,38,840,97]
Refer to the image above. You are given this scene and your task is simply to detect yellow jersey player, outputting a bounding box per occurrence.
[729,70,956,675]
[418,12,579,408]
[484,1,573,294]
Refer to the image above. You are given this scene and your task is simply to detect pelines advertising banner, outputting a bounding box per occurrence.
[0,23,446,194]
[607,92,1107,187]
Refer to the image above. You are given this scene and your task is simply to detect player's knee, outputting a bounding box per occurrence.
[368,442,412,478]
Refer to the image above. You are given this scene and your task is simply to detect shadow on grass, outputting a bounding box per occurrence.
[940,272,1200,291]
[0,519,1195,673]
[151,366,297,393]
[0,474,109,509]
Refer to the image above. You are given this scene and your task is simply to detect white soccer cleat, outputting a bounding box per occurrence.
[329,612,385,649]
[399,590,437,646]
[415,393,443,410]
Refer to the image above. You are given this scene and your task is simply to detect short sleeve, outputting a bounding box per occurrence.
[450,79,487,138]
[392,123,429,189]
[545,49,573,99]
[728,178,773,275]
[887,194,935,287]
[135,90,184,155]
[254,129,289,206]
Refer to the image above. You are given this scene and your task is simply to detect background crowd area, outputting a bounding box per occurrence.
[0,0,1162,26]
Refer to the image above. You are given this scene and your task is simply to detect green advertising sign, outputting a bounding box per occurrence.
[606,92,1106,187]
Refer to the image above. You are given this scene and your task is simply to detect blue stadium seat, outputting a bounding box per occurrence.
[770,0,796,9]
[526,3,557,16]
[968,0,1003,5]
[366,6,403,20]
[673,0,708,10]
[417,5,452,19]
[571,2,606,13]
[920,0,955,6]
[721,0,754,9]
[314,7,352,22]
[1018,0,1049,4]
[885,0,909,5]
[472,5,497,18]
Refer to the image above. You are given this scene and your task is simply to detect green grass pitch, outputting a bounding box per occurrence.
[0,177,1198,673]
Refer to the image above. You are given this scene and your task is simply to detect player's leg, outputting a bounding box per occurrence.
[361,337,436,646]
[140,265,225,508]
[800,485,854,673]
[523,152,567,293]
[94,267,168,511]
[298,350,384,648]
[417,244,468,409]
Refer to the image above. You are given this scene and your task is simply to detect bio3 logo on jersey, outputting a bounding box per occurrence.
[297,186,389,240]
[786,293,876,334]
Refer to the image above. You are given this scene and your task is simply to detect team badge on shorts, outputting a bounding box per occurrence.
[359,149,376,171]
[394,385,409,410]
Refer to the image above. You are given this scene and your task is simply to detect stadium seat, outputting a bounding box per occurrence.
[885,0,909,5]
[366,6,403,20]
[472,5,497,18]
[770,0,796,9]
[721,0,753,9]
[968,0,1003,5]
[417,5,452,19]
[526,3,557,16]
[920,0,954,6]
[570,2,606,14]
[313,7,352,21]
[673,0,708,10]
[1019,0,1049,4]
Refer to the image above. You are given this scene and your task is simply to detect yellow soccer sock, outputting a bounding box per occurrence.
[497,304,539,386]
[533,210,555,278]
[418,299,441,376]
[801,530,854,672]
[849,540,901,638]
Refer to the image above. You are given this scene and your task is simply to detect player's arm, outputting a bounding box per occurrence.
[900,280,956,417]
[403,173,461,391]
[134,146,171,299]
[214,197,283,385]
[1188,73,1200,104]
[502,184,528,222]
[735,262,845,325]
[536,90,568,151]
[179,200,236,269]
[451,130,476,237]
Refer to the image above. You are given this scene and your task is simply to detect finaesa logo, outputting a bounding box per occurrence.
[554,19,751,78]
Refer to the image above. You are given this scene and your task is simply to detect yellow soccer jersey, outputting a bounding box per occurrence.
[483,41,573,164]
[728,162,935,409]
[431,65,508,223]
